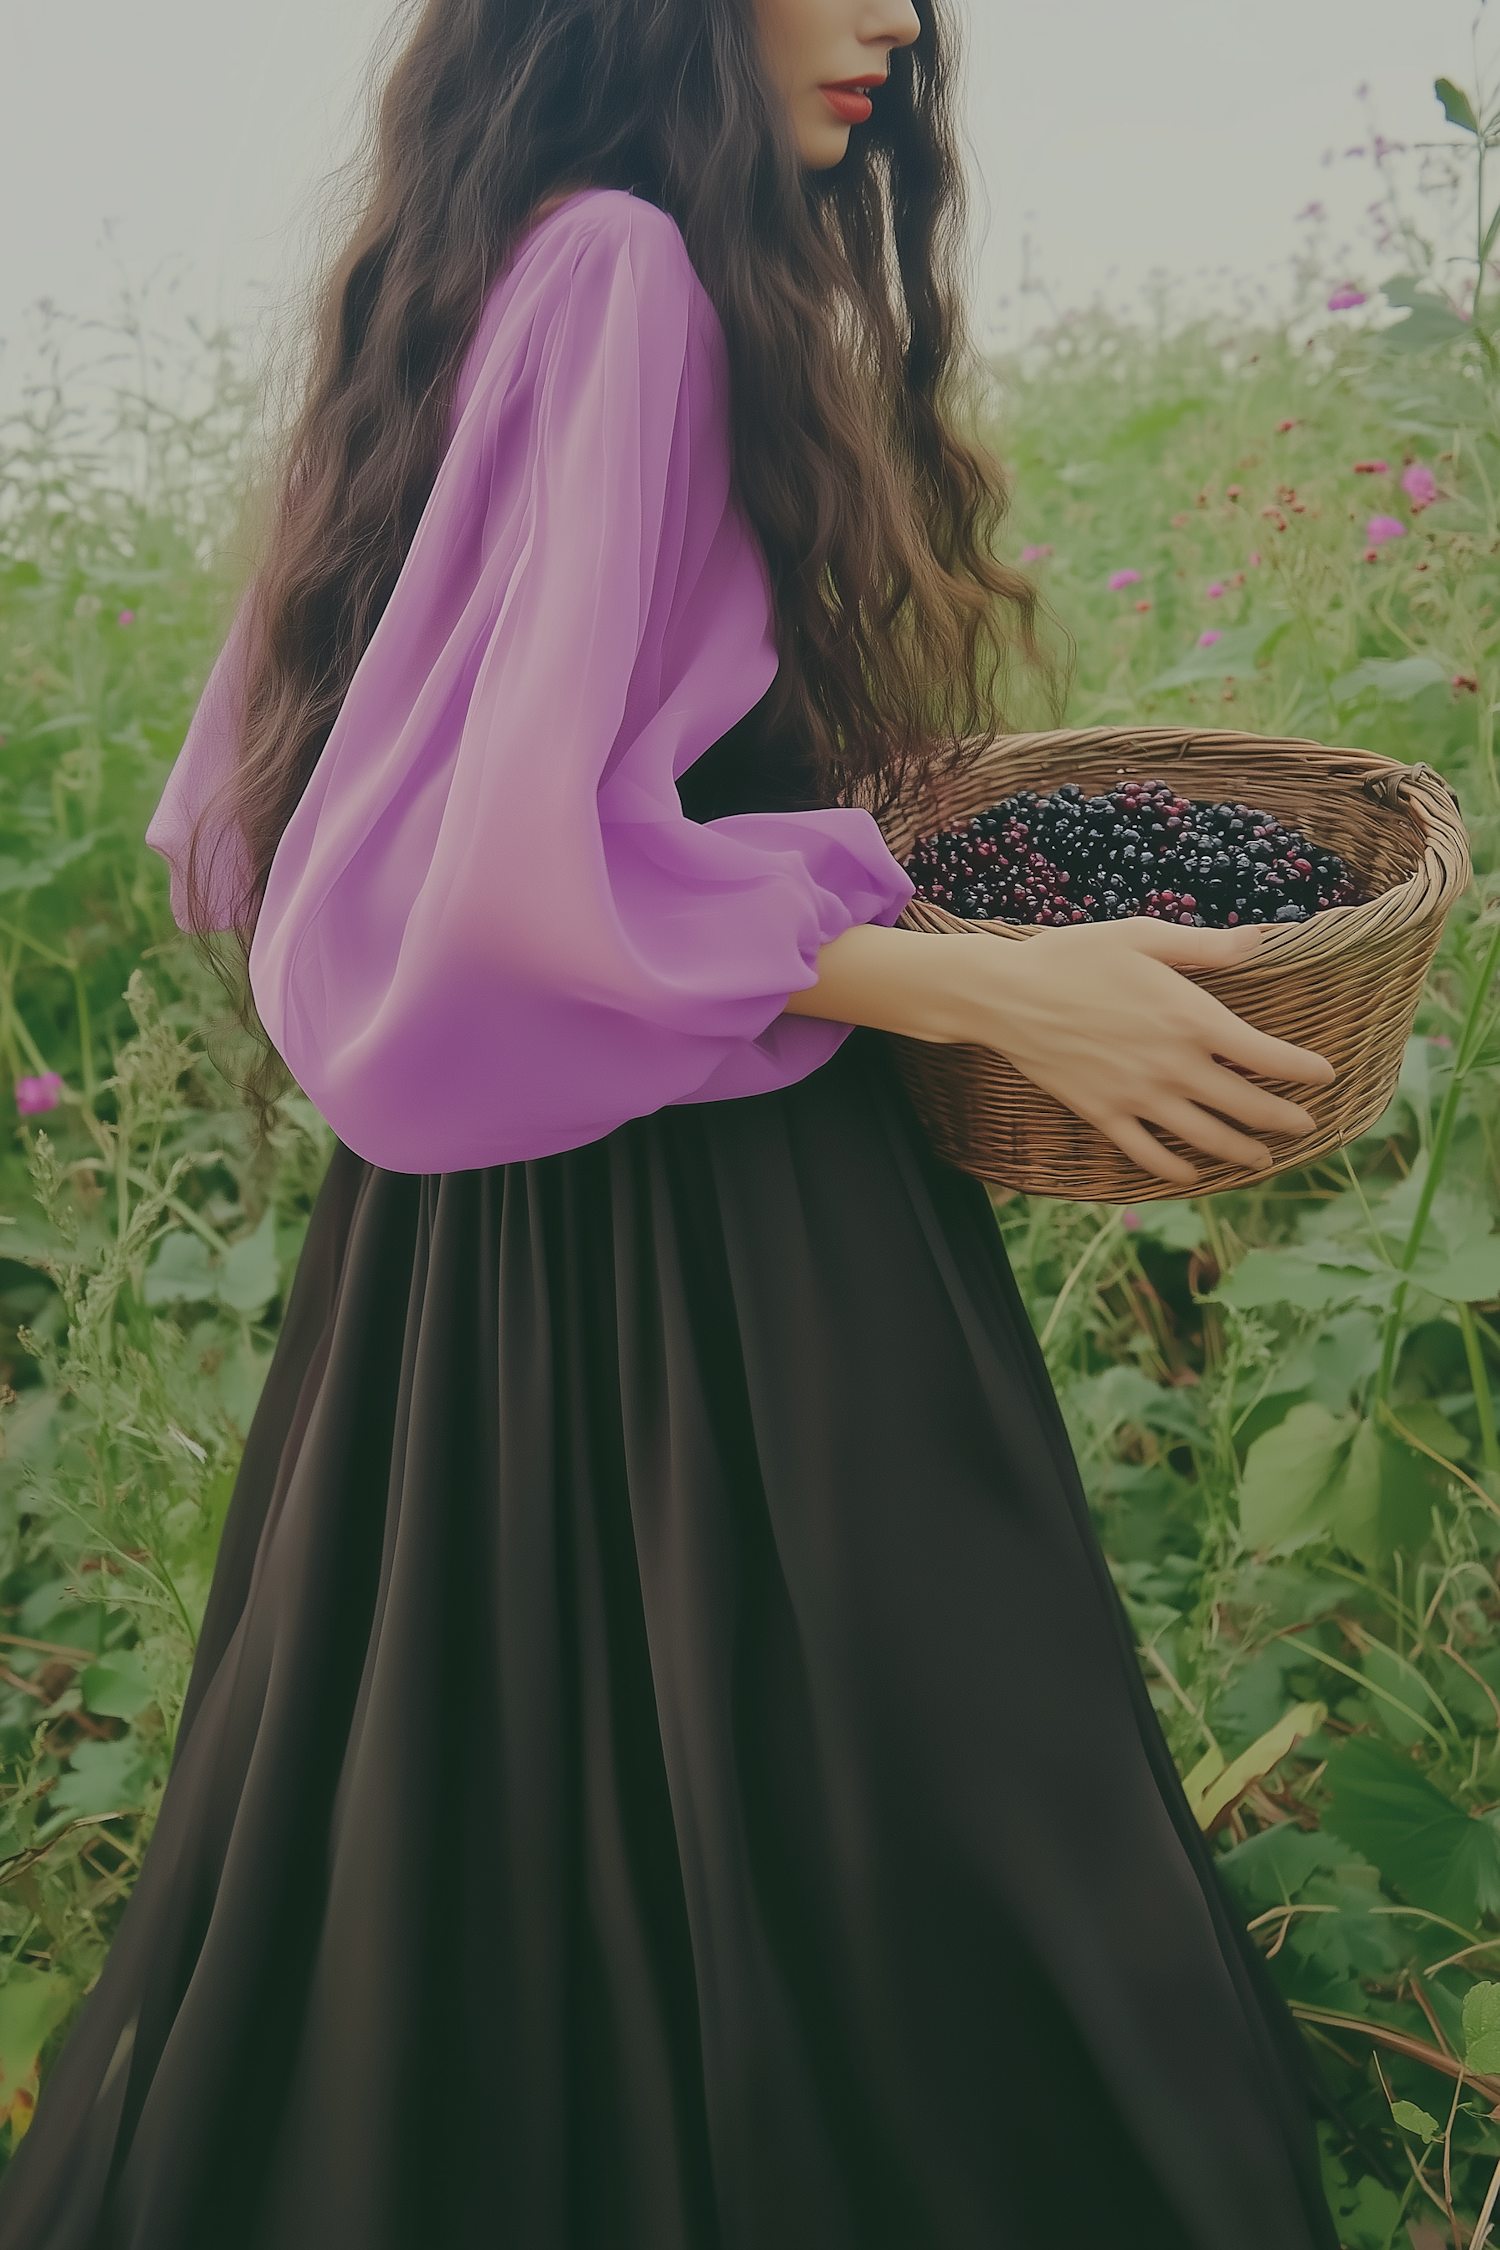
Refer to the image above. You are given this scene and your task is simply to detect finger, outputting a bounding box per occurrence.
[1207,1018,1337,1088]
[1100,1113,1200,1187]
[1116,919,1266,969]
[1177,1063,1318,1137]
[1069,1096,1201,1185]
[1147,1096,1274,1171]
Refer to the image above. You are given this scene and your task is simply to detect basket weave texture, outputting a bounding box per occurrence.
[876,727,1471,1203]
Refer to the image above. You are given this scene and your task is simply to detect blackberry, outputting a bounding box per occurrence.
[904,777,1358,931]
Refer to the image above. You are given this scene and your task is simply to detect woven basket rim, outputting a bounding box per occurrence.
[877,727,1470,960]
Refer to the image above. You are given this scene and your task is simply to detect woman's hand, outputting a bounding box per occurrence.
[782,918,1335,1187]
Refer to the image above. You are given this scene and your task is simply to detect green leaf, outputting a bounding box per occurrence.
[1376,280,1472,355]
[142,1228,216,1306]
[1409,1236,1500,1305]
[1386,1400,1470,1463]
[1331,657,1451,707]
[1389,2099,1442,2140]
[1464,1981,1500,2072]
[47,1737,154,1823]
[1321,1735,1500,1927]
[0,1969,70,2110]
[1239,1402,1358,1550]
[1126,1199,1205,1251]
[80,1650,155,1721]
[1435,77,1480,135]
[1146,615,1293,692]
[1216,1248,1380,1313]
[1326,1416,1383,1565]
[218,1208,279,1315]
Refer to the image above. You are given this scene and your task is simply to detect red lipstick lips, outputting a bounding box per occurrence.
[819,76,885,126]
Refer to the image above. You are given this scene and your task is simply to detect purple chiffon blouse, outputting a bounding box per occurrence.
[145,190,912,1173]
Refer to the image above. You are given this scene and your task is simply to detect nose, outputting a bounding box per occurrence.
[864,0,921,51]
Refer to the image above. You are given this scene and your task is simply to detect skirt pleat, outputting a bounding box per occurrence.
[0,1031,1337,2249]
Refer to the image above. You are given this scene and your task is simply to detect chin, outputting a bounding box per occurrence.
[799,128,853,170]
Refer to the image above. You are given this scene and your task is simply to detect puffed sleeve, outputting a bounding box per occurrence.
[147,194,912,1171]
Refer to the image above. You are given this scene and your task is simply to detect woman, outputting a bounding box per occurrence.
[0,0,1341,2243]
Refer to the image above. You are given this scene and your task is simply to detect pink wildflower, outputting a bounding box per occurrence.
[1402,462,1437,510]
[1226,485,1242,501]
[1276,419,1299,434]
[1020,543,1053,564]
[116,609,135,627]
[1198,630,1222,647]
[1134,599,1152,613]
[1107,568,1142,591]
[1121,1210,1141,1232]
[1206,582,1226,599]
[1326,286,1367,311]
[15,1072,63,1116]
[1430,1035,1454,1049]
[1248,551,1262,567]
[1352,460,1388,475]
[1365,514,1406,545]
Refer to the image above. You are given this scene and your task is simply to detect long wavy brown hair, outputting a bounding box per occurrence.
[190,0,1051,1104]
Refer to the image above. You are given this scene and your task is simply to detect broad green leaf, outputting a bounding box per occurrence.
[47,1738,154,1824]
[143,1229,216,1306]
[1377,292,1472,355]
[1321,1735,1500,1927]
[1325,1416,1382,1565]
[1239,1402,1357,1550]
[1435,76,1480,135]
[80,1650,155,1721]
[1385,1400,1470,1463]
[0,1970,70,2124]
[1216,1248,1379,1314]
[1331,657,1450,707]
[218,1209,279,1314]
[1464,1981,1500,2073]
[1363,1641,1443,1746]
[1146,615,1293,692]
[1322,2167,1402,2250]
[1409,1236,1500,1305]
[1126,1199,1205,1252]
[1389,2100,1442,2140]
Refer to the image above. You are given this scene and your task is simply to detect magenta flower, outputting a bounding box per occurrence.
[1020,543,1053,564]
[1366,514,1406,545]
[1107,568,1142,591]
[116,609,135,628]
[1121,1209,1141,1232]
[1352,460,1389,475]
[1326,286,1367,311]
[1198,630,1222,647]
[1402,462,1437,510]
[15,1072,64,1116]
[1206,582,1226,599]
[1248,550,1262,567]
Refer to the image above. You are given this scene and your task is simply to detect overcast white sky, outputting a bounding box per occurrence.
[0,0,1492,400]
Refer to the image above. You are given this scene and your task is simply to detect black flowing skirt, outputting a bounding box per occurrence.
[0,1028,1337,2248]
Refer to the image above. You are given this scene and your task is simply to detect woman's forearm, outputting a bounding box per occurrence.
[782,923,986,1044]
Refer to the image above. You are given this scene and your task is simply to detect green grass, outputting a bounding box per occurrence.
[1,85,1499,2240]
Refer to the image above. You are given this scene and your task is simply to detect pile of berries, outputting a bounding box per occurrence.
[904,778,1358,930]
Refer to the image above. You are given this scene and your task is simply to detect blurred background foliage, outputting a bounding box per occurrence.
[1,56,1499,2249]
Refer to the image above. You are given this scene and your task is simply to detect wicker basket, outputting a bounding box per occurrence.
[876,727,1471,1203]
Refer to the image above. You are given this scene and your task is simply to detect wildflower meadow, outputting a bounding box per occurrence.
[1,51,1499,2247]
